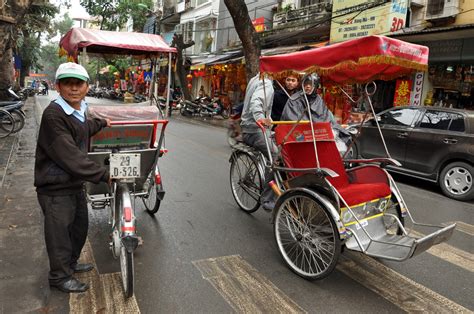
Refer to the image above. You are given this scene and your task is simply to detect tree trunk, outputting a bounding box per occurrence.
[0,23,14,91]
[0,1,30,91]
[171,34,194,100]
[223,0,261,82]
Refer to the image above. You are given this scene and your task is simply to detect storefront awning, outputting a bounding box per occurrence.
[190,51,241,68]
[205,41,329,66]
[391,24,474,63]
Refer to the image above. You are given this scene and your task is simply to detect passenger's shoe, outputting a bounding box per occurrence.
[72,263,94,273]
[51,277,89,293]
[262,201,275,212]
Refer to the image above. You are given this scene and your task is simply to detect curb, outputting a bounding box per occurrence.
[0,133,18,188]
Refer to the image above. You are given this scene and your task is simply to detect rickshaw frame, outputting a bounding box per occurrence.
[229,35,456,280]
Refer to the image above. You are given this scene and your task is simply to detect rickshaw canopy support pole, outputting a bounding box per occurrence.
[165,52,172,117]
[365,82,392,159]
[302,91,320,168]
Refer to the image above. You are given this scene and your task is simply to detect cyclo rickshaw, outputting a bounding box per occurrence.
[229,35,456,279]
[59,28,176,297]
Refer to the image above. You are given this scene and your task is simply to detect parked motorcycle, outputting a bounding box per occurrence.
[180,99,202,116]
[197,97,229,119]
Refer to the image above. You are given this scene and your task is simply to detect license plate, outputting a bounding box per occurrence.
[110,153,141,179]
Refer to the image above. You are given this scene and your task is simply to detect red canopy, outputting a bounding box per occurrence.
[60,28,176,57]
[259,36,429,84]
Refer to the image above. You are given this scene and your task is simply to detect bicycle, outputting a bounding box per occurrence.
[0,109,15,138]
[86,105,168,298]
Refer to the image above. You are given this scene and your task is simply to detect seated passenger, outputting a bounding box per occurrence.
[281,74,351,154]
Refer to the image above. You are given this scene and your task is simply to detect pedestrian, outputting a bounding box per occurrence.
[271,73,300,121]
[240,74,277,211]
[41,80,49,95]
[281,73,351,154]
[34,62,111,293]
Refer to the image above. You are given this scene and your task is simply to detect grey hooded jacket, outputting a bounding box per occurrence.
[240,75,274,134]
[281,90,351,144]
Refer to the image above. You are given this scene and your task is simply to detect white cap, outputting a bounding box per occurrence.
[55,62,90,82]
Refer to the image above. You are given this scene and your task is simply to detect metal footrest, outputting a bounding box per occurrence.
[91,201,107,210]
[345,216,456,261]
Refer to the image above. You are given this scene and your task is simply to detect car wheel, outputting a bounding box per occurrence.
[439,162,474,201]
[344,143,358,160]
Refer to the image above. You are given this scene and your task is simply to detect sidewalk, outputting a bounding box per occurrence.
[0,98,69,313]
[171,112,228,129]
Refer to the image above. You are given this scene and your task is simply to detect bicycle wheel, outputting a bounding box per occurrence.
[229,152,262,213]
[274,190,341,280]
[142,172,161,215]
[0,110,15,138]
[10,110,25,133]
[120,244,134,298]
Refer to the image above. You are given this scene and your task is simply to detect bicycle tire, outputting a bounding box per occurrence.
[10,110,25,133]
[142,173,161,215]
[229,152,263,213]
[120,245,134,298]
[274,190,341,280]
[0,109,15,138]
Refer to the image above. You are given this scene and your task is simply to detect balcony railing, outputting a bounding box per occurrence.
[273,2,332,28]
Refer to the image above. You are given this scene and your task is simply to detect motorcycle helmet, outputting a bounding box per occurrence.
[302,73,320,95]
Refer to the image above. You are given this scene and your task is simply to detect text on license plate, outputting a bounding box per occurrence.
[110,153,141,178]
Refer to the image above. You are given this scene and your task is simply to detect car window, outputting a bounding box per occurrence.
[448,114,465,132]
[419,110,465,132]
[379,108,419,127]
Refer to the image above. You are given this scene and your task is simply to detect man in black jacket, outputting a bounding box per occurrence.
[271,73,300,121]
[35,62,110,293]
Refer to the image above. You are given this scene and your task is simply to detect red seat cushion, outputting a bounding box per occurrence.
[337,183,391,207]
[275,123,391,207]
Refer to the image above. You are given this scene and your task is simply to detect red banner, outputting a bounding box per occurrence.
[393,79,412,107]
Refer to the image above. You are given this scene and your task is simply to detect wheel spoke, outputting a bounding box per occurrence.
[274,192,340,279]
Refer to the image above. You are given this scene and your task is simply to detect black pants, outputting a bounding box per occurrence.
[243,132,277,204]
[37,192,88,285]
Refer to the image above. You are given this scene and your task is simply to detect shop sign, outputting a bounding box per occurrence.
[252,17,265,33]
[330,0,408,43]
[410,72,424,106]
[394,79,412,107]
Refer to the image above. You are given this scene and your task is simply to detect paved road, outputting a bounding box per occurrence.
[34,93,473,313]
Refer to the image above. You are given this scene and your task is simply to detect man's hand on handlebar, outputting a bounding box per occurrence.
[105,118,112,127]
[257,118,272,127]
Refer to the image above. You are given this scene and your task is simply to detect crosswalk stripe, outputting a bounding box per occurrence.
[410,230,474,273]
[193,255,306,313]
[338,251,471,313]
[69,239,140,313]
[443,221,474,237]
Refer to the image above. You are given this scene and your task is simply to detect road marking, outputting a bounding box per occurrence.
[69,239,140,313]
[410,230,474,273]
[193,255,306,313]
[338,251,471,313]
[443,221,474,237]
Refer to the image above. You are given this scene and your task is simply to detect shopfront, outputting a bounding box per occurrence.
[420,38,473,110]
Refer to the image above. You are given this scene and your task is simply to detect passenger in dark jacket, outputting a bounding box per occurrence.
[271,73,300,121]
[35,62,110,294]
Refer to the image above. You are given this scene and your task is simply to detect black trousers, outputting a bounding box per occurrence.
[37,191,88,285]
